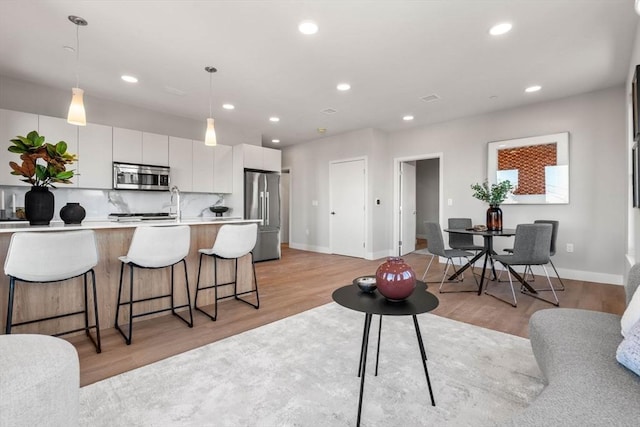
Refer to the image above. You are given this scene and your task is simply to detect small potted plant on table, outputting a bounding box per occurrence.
[470,180,514,231]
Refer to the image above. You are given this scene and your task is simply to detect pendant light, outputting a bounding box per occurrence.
[204,66,217,146]
[67,15,88,126]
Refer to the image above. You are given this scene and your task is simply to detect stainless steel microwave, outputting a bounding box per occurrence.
[113,162,170,191]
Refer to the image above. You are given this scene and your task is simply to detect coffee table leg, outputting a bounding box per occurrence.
[375,315,382,376]
[413,315,436,406]
[357,313,373,427]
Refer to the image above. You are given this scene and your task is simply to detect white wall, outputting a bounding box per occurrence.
[282,128,392,259]
[0,75,261,145]
[628,23,640,283]
[285,86,627,284]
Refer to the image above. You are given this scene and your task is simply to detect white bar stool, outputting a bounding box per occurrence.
[4,230,101,353]
[115,225,194,345]
[195,223,260,321]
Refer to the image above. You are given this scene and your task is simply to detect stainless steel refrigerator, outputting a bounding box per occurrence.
[245,169,281,261]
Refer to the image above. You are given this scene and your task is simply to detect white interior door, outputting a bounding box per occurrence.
[330,159,366,258]
[400,161,417,255]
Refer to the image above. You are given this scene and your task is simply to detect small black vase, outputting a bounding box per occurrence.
[60,202,86,225]
[486,205,503,231]
[25,186,55,226]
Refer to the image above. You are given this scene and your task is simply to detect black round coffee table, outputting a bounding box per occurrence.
[332,281,439,426]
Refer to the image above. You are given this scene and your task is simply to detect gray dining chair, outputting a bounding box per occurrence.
[499,220,565,291]
[423,222,479,292]
[489,223,559,307]
[447,218,484,253]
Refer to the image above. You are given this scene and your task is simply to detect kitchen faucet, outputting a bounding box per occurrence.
[170,185,181,221]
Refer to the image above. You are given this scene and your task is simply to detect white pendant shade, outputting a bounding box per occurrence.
[67,87,86,126]
[205,118,217,146]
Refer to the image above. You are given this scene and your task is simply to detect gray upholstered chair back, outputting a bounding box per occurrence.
[424,222,447,257]
[534,220,559,256]
[448,218,473,249]
[511,223,552,265]
[626,263,640,305]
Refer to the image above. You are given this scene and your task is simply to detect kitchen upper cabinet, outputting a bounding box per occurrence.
[168,136,193,192]
[142,132,169,166]
[0,109,39,186]
[192,140,215,193]
[38,115,79,188]
[212,144,233,193]
[239,144,281,172]
[112,127,142,163]
[77,123,113,189]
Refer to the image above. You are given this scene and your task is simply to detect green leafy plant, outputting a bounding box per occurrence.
[8,130,76,187]
[471,180,514,206]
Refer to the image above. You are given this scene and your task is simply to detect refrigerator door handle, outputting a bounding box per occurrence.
[265,191,270,226]
[259,191,265,225]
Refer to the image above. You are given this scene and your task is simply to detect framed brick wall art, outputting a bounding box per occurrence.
[487,132,569,204]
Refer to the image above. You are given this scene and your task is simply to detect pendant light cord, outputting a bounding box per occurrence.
[208,72,213,118]
[75,23,80,88]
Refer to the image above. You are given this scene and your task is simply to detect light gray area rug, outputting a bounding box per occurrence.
[80,303,544,426]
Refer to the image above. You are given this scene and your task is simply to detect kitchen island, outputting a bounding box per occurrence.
[0,218,261,335]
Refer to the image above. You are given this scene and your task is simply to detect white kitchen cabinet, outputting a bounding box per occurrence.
[168,136,193,192]
[0,109,39,186]
[77,123,113,189]
[237,143,281,172]
[212,144,233,193]
[263,146,282,172]
[38,115,79,188]
[242,144,263,170]
[142,132,169,166]
[112,127,142,163]
[192,140,214,193]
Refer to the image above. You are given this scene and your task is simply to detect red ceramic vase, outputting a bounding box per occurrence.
[375,257,416,302]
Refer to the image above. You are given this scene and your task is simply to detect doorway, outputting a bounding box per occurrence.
[329,158,367,258]
[394,154,442,256]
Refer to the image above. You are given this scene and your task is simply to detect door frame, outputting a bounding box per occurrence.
[329,156,368,258]
[393,153,443,256]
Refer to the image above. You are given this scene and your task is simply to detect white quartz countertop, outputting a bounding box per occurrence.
[0,217,260,233]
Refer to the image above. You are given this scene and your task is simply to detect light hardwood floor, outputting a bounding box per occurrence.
[69,245,626,386]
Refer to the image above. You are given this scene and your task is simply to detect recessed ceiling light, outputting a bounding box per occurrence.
[489,22,512,36]
[269,117,280,122]
[525,85,542,93]
[272,139,280,143]
[403,115,414,121]
[337,83,351,91]
[222,104,235,110]
[121,75,138,83]
[298,20,318,35]
[317,128,327,134]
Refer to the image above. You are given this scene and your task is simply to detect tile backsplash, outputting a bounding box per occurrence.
[0,186,237,220]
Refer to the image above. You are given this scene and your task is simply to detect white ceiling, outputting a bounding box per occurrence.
[0,1,637,148]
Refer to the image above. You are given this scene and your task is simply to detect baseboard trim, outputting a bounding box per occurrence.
[288,242,331,254]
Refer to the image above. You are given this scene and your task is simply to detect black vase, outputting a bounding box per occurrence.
[25,186,55,226]
[486,205,503,231]
[60,202,86,225]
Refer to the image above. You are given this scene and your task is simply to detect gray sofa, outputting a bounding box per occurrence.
[504,265,640,426]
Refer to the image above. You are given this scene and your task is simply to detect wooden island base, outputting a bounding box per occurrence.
[0,222,256,335]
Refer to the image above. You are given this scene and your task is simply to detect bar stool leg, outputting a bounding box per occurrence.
[234,253,260,309]
[213,257,219,321]
[181,259,194,327]
[5,277,15,334]
[90,269,101,353]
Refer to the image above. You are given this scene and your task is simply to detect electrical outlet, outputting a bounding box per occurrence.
[566,243,574,253]
[447,198,453,206]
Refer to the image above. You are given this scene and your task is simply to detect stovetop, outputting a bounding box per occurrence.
[108,212,175,222]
